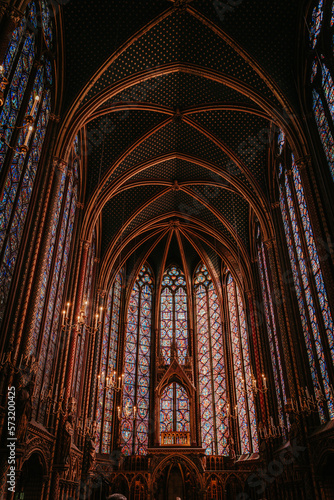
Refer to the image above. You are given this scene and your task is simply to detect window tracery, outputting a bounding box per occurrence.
[96,270,122,454]
[194,263,228,455]
[278,132,334,420]
[160,266,188,365]
[226,273,258,453]
[121,265,153,456]
[0,1,54,327]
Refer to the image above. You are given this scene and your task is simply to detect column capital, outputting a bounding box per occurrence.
[53,157,67,172]
[294,155,311,170]
[49,113,61,122]
[271,202,280,210]
[76,202,84,209]
[2,4,23,25]
[80,239,90,250]
[263,238,275,249]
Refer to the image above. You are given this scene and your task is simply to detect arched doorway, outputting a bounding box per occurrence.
[16,453,45,499]
[225,475,243,500]
[167,465,184,500]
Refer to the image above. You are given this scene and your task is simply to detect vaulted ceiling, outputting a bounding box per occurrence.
[60,0,307,288]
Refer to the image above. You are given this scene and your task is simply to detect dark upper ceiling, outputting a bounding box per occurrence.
[61,0,307,286]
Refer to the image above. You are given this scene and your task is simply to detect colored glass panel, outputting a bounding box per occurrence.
[160,266,188,364]
[41,0,53,49]
[160,383,190,435]
[292,160,334,362]
[257,240,286,425]
[227,274,258,453]
[121,266,152,456]
[280,168,333,418]
[0,87,50,328]
[0,32,35,173]
[312,89,334,181]
[309,0,323,49]
[195,264,228,456]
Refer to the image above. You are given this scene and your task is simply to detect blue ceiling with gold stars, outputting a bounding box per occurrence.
[61,0,304,281]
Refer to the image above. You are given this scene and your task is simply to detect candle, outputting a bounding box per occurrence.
[133,406,137,419]
[270,416,274,428]
[99,306,103,321]
[23,126,33,147]
[262,374,267,390]
[227,404,230,417]
[66,302,70,317]
[30,95,40,116]
[95,314,98,328]
[62,310,66,326]
[305,387,310,399]
[117,406,121,419]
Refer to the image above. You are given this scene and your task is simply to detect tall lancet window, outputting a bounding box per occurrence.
[33,138,79,422]
[96,271,122,454]
[121,265,152,456]
[256,225,287,425]
[226,273,258,453]
[160,266,188,365]
[160,383,190,435]
[194,264,228,456]
[309,1,334,181]
[0,1,54,327]
[278,134,334,420]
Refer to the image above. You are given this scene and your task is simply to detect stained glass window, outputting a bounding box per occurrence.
[0,2,54,329]
[96,271,122,454]
[256,228,287,427]
[121,265,152,456]
[160,266,188,365]
[0,66,52,330]
[40,0,53,49]
[312,90,334,181]
[226,273,258,453]
[32,139,79,422]
[279,151,334,419]
[309,4,334,182]
[160,383,190,435]
[309,0,323,49]
[194,264,228,456]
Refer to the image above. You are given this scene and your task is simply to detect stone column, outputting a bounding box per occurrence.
[246,290,266,420]
[263,238,298,399]
[64,240,90,401]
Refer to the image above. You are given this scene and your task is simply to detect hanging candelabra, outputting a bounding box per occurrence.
[61,298,102,336]
[285,385,334,416]
[251,371,268,395]
[117,401,137,421]
[97,371,124,393]
[259,415,286,440]
[226,403,238,420]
